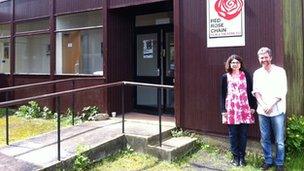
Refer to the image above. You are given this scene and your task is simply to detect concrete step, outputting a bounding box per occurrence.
[125,127,175,153]
[147,136,197,161]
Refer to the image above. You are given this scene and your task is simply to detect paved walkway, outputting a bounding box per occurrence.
[0,114,175,170]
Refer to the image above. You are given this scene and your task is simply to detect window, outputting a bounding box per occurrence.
[0,38,10,73]
[135,12,173,27]
[56,11,102,31]
[16,19,49,33]
[0,24,10,37]
[15,34,50,74]
[56,10,103,75]
[56,29,102,75]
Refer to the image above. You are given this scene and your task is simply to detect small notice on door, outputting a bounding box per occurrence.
[143,39,153,59]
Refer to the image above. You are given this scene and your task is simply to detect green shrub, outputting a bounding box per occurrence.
[171,128,193,137]
[74,145,91,171]
[286,115,304,160]
[15,101,54,119]
[79,106,100,121]
[16,101,42,118]
[0,108,15,118]
[42,106,54,119]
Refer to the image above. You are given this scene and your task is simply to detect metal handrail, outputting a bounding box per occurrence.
[0,80,174,161]
[0,77,104,93]
[123,81,174,147]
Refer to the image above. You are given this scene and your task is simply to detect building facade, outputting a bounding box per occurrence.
[0,0,303,138]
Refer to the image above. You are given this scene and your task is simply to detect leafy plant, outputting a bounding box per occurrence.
[79,106,100,121]
[0,108,15,118]
[16,101,42,118]
[42,106,54,119]
[171,128,193,137]
[74,145,91,171]
[15,101,54,119]
[286,114,304,160]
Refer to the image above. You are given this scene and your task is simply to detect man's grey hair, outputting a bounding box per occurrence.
[257,47,272,57]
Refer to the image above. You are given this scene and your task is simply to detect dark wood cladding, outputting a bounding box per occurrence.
[55,0,102,15]
[0,1,11,23]
[105,5,134,114]
[109,0,167,9]
[177,0,283,138]
[12,75,106,114]
[15,0,49,21]
[0,74,9,102]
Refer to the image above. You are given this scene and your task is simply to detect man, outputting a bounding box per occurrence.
[252,47,287,171]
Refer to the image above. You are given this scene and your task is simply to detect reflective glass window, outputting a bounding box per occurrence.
[15,34,50,74]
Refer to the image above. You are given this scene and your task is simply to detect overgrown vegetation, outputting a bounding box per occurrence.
[286,115,304,157]
[74,145,91,171]
[79,106,100,121]
[15,101,54,119]
[91,146,181,171]
[286,114,304,170]
[0,116,57,145]
[0,108,15,118]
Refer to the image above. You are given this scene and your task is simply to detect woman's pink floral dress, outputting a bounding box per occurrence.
[223,71,255,124]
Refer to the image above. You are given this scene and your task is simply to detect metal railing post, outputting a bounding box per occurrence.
[122,84,125,133]
[56,96,61,161]
[5,92,9,145]
[157,87,162,147]
[72,80,75,125]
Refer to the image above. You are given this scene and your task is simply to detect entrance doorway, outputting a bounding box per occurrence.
[135,25,174,114]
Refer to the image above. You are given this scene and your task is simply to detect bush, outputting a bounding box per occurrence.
[15,101,54,119]
[16,101,42,118]
[0,108,15,118]
[79,106,100,121]
[74,145,91,171]
[286,115,304,159]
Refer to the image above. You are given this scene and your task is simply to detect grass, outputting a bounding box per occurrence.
[89,133,265,171]
[0,115,79,146]
[90,148,182,171]
[286,153,304,170]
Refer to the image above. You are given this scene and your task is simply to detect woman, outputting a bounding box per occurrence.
[220,54,256,167]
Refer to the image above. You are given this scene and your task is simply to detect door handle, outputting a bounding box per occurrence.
[156,68,160,76]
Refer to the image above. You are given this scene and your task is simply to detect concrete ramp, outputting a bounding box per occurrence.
[0,115,181,170]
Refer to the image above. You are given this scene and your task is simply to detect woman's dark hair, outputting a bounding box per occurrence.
[225,54,245,73]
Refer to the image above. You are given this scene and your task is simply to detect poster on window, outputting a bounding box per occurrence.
[143,39,153,59]
[207,0,245,47]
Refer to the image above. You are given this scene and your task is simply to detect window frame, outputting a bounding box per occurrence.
[55,10,103,76]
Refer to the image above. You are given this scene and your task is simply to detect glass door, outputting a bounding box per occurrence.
[135,25,174,113]
[136,32,159,107]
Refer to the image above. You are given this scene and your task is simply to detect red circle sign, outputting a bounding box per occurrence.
[214,0,243,20]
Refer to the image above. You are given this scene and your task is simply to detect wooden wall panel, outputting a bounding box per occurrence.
[0,74,9,102]
[12,75,106,114]
[109,0,167,9]
[106,10,134,115]
[177,0,283,138]
[0,1,11,23]
[55,0,102,15]
[283,0,304,116]
[15,0,49,20]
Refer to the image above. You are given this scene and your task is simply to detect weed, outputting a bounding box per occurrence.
[15,101,54,119]
[171,128,194,137]
[79,106,100,121]
[0,108,15,118]
[286,114,304,161]
[74,145,91,171]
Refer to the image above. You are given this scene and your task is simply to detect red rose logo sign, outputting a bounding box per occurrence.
[207,0,245,47]
[215,0,243,20]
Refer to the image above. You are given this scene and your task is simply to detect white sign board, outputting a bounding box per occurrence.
[143,40,153,59]
[207,0,245,47]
